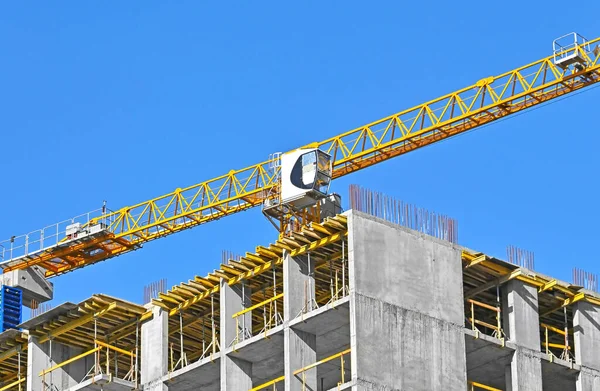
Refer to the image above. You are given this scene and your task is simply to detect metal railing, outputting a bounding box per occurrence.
[541,323,572,362]
[39,340,136,390]
[0,206,113,264]
[231,293,284,346]
[247,348,351,391]
[293,348,350,389]
[0,377,25,391]
[249,376,285,391]
[467,299,504,340]
[468,381,502,391]
[553,32,591,64]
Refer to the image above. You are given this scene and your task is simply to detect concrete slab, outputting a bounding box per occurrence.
[290,297,350,337]
[163,356,220,391]
[64,374,133,391]
[465,329,514,389]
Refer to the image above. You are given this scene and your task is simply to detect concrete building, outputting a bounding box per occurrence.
[1,210,599,390]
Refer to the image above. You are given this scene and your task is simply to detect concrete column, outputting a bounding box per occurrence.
[573,301,600,390]
[220,278,253,390]
[220,279,252,348]
[141,306,168,391]
[501,279,543,391]
[283,253,316,321]
[285,328,317,391]
[221,356,253,390]
[27,336,90,391]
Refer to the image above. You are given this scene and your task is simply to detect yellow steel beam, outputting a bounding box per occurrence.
[464,252,488,268]
[168,231,346,316]
[464,269,522,299]
[539,279,558,293]
[6,37,600,277]
[38,302,117,344]
[541,292,586,317]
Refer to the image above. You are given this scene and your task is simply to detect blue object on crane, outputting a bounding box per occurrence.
[0,286,22,331]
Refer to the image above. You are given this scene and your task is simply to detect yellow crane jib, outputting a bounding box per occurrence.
[1,33,598,278]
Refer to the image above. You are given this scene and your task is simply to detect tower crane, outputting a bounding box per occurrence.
[0,33,598,317]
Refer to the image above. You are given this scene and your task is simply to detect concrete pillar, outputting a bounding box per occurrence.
[27,336,90,391]
[285,328,317,391]
[221,355,253,390]
[283,253,316,321]
[501,279,543,391]
[220,278,253,390]
[573,301,600,390]
[141,306,168,391]
[220,279,252,348]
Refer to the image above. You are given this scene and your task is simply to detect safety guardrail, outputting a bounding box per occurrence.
[468,380,502,391]
[541,322,572,362]
[39,340,136,388]
[467,299,503,340]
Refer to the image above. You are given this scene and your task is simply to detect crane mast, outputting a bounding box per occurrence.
[0,33,598,289]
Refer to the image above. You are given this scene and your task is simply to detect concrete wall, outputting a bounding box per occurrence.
[348,211,467,390]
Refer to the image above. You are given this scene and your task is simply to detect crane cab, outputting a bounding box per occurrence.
[280,148,333,211]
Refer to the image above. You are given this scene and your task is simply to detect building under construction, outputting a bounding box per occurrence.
[0,33,599,391]
[0,201,600,390]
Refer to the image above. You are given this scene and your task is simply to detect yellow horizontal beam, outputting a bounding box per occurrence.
[293,348,351,375]
[39,346,101,377]
[539,279,557,293]
[233,293,284,319]
[541,292,586,317]
[249,375,285,391]
[95,340,135,357]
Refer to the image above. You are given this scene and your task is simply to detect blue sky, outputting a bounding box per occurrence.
[1,2,599,311]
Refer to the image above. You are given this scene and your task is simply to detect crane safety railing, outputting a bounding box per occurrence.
[467,299,504,341]
[541,323,573,362]
[468,380,502,391]
[553,32,591,64]
[0,207,115,265]
[231,293,284,347]
[39,340,136,388]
